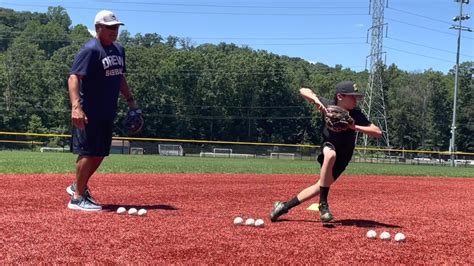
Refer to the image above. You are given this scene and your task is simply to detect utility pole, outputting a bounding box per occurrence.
[449,0,471,166]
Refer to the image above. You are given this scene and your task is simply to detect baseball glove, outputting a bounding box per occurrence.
[122,108,144,135]
[324,105,354,132]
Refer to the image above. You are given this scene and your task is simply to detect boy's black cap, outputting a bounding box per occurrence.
[335,81,364,96]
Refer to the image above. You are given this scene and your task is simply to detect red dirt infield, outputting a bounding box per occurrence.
[1,173,473,264]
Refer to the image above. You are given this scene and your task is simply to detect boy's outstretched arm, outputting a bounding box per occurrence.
[350,123,382,138]
[299,87,327,113]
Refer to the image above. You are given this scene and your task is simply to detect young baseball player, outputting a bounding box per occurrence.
[270,81,382,222]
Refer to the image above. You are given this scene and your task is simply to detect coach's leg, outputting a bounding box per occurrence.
[82,156,105,185]
[74,155,104,198]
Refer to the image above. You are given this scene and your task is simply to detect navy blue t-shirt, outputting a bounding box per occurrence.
[70,38,126,120]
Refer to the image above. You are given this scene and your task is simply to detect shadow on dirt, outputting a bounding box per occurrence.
[275,218,400,229]
[101,204,178,212]
[335,219,400,228]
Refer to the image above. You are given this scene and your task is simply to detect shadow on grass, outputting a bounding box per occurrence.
[101,204,178,212]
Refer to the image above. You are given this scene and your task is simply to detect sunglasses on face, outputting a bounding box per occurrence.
[103,25,120,30]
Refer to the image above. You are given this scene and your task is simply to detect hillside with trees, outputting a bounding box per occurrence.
[0,7,472,152]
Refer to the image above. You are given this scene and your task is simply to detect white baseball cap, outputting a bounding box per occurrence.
[94,10,124,26]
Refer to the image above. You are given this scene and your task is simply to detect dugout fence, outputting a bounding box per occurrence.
[1,131,473,167]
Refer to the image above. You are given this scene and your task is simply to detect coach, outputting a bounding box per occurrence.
[66,10,138,211]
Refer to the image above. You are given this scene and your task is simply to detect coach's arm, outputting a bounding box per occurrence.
[68,74,88,129]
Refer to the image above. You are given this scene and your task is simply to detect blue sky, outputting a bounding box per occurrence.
[3,0,473,73]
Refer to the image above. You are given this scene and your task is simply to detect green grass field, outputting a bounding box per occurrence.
[0,150,472,177]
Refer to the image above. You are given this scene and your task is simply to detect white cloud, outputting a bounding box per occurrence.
[354,23,365,28]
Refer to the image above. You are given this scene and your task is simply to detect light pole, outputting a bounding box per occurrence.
[449,0,471,166]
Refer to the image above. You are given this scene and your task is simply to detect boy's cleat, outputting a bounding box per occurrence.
[67,196,102,212]
[269,201,288,222]
[319,201,334,222]
[66,183,97,204]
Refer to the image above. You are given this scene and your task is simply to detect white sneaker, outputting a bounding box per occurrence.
[66,183,97,204]
[67,196,102,211]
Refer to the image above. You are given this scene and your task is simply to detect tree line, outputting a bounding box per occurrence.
[0,7,472,152]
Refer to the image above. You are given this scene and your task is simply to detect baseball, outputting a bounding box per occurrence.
[394,232,406,242]
[366,230,377,239]
[380,231,391,240]
[244,218,255,226]
[254,219,265,228]
[128,208,138,215]
[116,207,127,214]
[233,217,244,225]
[138,208,147,216]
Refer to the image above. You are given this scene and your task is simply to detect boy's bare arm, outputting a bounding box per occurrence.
[299,87,326,113]
[350,123,382,138]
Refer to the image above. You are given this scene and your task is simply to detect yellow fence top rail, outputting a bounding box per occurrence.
[1,131,473,156]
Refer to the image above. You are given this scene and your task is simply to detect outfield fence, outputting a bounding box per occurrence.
[1,131,473,167]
